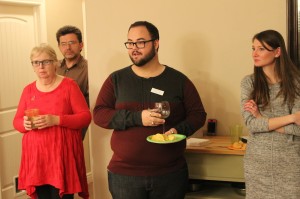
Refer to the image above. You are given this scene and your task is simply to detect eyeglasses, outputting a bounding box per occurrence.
[124,39,155,49]
[59,41,78,47]
[31,60,54,67]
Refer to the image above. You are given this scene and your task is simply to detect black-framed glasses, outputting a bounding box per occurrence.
[31,60,54,67]
[124,39,155,49]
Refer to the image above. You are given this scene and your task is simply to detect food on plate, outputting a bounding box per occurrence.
[151,133,165,141]
[151,133,175,142]
[168,134,175,141]
[231,141,247,150]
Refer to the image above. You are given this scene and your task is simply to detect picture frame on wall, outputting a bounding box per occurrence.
[287,0,300,67]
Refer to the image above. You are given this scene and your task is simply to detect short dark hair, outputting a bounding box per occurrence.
[128,21,159,40]
[56,25,82,43]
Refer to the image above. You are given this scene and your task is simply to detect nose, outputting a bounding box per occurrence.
[252,50,258,57]
[65,44,71,49]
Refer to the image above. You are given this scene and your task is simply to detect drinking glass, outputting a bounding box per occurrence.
[25,108,39,129]
[229,124,243,144]
[154,101,170,133]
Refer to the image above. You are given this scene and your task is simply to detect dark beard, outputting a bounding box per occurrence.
[130,45,156,67]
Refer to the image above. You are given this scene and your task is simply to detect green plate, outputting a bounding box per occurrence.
[147,134,186,144]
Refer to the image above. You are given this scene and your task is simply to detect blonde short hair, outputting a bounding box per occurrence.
[30,43,58,61]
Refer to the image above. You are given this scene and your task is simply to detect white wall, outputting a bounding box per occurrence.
[85,0,287,198]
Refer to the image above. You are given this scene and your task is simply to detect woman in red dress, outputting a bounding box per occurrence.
[13,43,91,199]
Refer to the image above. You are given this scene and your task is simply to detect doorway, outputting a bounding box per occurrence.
[0,1,46,198]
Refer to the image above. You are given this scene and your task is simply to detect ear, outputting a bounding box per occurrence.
[79,42,84,49]
[154,39,159,51]
[275,47,281,58]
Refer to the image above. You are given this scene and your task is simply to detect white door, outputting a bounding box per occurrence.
[0,1,46,198]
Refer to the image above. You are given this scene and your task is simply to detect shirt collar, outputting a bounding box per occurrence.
[60,55,83,69]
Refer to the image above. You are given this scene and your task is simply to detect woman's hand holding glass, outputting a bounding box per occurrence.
[24,114,60,130]
[24,116,34,130]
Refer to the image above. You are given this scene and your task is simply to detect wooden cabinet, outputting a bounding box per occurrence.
[185,136,245,182]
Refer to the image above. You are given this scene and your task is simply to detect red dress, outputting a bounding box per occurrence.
[13,77,91,199]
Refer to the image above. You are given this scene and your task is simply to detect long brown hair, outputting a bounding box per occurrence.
[251,30,300,109]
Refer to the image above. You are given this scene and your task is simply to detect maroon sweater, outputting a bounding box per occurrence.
[93,65,206,176]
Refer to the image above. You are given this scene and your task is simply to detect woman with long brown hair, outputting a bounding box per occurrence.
[241,30,300,198]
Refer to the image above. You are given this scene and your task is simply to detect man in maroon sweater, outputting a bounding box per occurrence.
[93,21,207,199]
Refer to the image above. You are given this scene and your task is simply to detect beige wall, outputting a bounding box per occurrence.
[45,0,85,59]
[85,0,287,198]
[1,0,287,197]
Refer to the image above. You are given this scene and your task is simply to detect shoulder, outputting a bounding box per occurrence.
[62,76,76,83]
[241,74,254,88]
[78,56,88,67]
[59,77,83,95]
[56,60,66,73]
[164,65,188,79]
[57,59,65,68]
[23,81,36,92]
[161,66,197,92]
[110,66,132,77]
[60,76,78,88]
